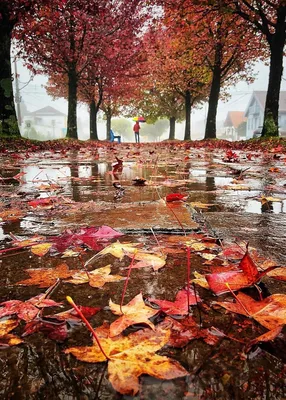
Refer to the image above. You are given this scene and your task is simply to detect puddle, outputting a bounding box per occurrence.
[0,144,285,399]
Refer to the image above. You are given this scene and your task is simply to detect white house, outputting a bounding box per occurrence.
[244,91,286,139]
[22,106,67,140]
[223,111,246,141]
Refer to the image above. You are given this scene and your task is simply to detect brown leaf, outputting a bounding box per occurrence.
[17,263,78,288]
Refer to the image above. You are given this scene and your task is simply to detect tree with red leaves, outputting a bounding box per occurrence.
[16,0,148,140]
[0,0,45,136]
[159,1,262,140]
[136,23,210,140]
[218,0,286,138]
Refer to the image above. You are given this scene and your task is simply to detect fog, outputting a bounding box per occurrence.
[14,58,286,142]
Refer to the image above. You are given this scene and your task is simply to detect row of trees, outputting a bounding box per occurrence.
[0,0,285,140]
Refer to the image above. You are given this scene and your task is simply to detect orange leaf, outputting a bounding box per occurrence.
[109,293,158,337]
[31,243,53,256]
[65,322,188,395]
[17,263,78,288]
[217,292,286,330]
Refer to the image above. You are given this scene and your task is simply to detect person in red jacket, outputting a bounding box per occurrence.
[133,121,140,143]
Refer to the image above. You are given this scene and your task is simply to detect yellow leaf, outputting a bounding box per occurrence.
[66,265,125,288]
[109,293,158,337]
[31,243,52,256]
[191,271,209,289]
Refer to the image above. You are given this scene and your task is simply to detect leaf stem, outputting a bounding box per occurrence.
[120,250,137,314]
[66,296,110,360]
[225,283,251,316]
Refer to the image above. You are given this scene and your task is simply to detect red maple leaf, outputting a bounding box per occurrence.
[166,193,187,202]
[206,247,279,295]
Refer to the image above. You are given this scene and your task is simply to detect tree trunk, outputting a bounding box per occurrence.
[262,12,285,137]
[66,67,78,139]
[0,21,20,136]
[169,116,176,140]
[106,110,112,140]
[90,99,99,140]
[184,89,191,140]
[204,65,221,139]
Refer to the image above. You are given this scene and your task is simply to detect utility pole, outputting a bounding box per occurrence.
[14,58,22,127]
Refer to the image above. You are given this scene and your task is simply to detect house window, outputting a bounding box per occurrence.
[35,117,42,124]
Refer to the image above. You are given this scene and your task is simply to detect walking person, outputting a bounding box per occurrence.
[133,120,140,143]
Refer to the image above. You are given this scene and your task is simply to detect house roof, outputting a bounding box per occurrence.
[224,111,246,128]
[27,106,66,117]
[245,91,286,117]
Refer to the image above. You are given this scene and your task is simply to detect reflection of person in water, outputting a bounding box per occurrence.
[261,199,273,213]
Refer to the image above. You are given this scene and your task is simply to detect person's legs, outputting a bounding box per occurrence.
[135,132,139,143]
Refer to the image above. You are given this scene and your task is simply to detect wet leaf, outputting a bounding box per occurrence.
[92,242,141,261]
[166,193,187,202]
[127,251,167,271]
[0,295,61,322]
[266,267,286,281]
[190,202,213,209]
[0,208,26,222]
[191,271,210,289]
[109,293,159,337]
[0,319,23,347]
[23,318,68,341]
[28,197,58,208]
[66,265,125,288]
[148,287,201,316]
[31,243,53,256]
[50,305,101,322]
[217,292,286,330]
[246,326,283,352]
[206,249,263,295]
[65,322,188,395]
[17,263,78,288]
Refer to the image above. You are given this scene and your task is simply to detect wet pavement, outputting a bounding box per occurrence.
[0,142,285,399]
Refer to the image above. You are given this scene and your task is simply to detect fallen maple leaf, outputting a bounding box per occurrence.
[217,292,286,330]
[266,267,286,281]
[64,322,188,395]
[17,263,78,288]
[191,271,210,290]
[126,250,167,271]
[166,193,187,202]
[23,318,68,341]
[109,293,159,337]
[28,197,58,208]
[31,242,53,256]
[86,242,141,264]
[0,295,61,322]
[0,208,26,222]
[163,317,223,348]
[23,304,101,341]
[148,287,201,316]
[0,319,23,347]
[206,248,278,295]
[66,265,125,288]
[50,305,101,322]
[245,326,283,352]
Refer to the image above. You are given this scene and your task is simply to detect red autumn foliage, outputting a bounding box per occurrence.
[166,193,187,202]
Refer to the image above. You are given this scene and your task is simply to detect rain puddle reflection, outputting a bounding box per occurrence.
[0,145,285,400]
